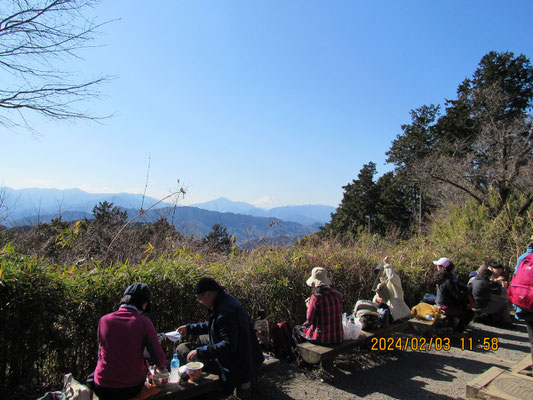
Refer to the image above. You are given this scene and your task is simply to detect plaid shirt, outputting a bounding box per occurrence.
[301,286,343,344]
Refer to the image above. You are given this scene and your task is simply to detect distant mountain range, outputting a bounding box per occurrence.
[0,187,335,244]
[0,187,166,222]
[190,197,335,225]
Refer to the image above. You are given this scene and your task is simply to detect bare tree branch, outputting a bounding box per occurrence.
[0,0,114,134]
[428,172,484,204]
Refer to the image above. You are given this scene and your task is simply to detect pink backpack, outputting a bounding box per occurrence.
[508,253,533,311]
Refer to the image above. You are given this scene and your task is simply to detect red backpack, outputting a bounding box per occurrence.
[508,253,533,311]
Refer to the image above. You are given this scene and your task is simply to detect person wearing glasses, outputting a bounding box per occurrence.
[176,278,264,397]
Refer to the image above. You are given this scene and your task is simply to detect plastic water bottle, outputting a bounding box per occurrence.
[425,314,434,321]
[169,353,180,383]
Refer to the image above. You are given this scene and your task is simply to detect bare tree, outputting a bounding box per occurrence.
[0,0,112,134]
[415,86,533,214]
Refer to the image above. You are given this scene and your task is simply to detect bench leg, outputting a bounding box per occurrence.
[235,381,253,400]
[319,359,335,383]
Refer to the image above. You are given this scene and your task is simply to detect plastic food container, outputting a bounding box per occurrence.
[152,371,170,387]
[185,362,204,381]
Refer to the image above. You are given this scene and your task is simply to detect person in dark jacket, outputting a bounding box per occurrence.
[93,283,166,400]
[177,278,264,396]
[471,265,511,325]
[434,259,472,336]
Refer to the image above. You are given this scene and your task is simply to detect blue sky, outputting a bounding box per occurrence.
[2,1,533,208]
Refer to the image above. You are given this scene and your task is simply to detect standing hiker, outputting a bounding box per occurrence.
[509,240,533,364]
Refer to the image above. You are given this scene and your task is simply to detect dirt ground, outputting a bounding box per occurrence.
[246,319,532,400]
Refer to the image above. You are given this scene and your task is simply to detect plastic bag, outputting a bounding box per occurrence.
[342,313,362,340]
[164,331,182,342]
[63,373,90,400]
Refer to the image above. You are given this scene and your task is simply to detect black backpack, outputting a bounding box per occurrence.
[456,281,474,309]
[271,321,295,359]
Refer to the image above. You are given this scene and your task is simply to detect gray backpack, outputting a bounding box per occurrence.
[353,300,382,331]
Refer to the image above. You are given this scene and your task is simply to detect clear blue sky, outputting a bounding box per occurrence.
[2,1,533,208]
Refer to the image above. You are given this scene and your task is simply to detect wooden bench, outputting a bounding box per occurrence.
[147,355,280,400]
[296,321,409,372]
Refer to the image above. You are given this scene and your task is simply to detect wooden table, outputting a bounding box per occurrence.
[147,355,280,400]
[149,373,220,400]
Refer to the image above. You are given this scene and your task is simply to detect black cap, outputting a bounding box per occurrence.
[373,264,385,275]
[124,283,152,312]
[195,277,223,294]
[489,262,503,270]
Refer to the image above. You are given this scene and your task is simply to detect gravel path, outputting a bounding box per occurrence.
[250,319,532,400]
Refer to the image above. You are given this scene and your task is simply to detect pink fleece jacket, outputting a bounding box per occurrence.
[94,306,166,388]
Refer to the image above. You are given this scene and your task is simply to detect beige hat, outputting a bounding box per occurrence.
[306,267,331,288]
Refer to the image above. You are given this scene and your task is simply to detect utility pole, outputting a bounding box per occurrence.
[419,185,423,231]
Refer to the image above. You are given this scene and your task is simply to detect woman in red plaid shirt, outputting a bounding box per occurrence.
[294,267,344,344]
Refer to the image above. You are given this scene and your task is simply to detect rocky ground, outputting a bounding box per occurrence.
[247,319,531,400]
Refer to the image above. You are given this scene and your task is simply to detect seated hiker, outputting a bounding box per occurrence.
[488,261,509,290]
[293,267,343,344]
[176,278,264,397]
[467,270,478,287]
[471,264,511,326]
[372,256,411,321]
[433,258,473,337]
[93,283,166,400]
[425,257,459,306]
[434,257,458,280]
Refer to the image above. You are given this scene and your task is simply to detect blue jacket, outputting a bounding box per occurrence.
[187,291,264,392]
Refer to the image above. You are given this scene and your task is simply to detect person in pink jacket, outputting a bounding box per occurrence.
[93,283,166,400]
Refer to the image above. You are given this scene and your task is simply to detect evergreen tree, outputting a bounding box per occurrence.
[386,104,440,171]
[92,201,127,226]
[375,172,414,234]
[325,163,413,237]
[326,162,379,236]
[204,224,233,253]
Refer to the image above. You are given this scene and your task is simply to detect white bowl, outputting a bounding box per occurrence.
[185,362,204,381]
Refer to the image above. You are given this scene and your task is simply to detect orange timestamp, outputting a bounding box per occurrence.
[459,337,499,351]
[370,337,451,352]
